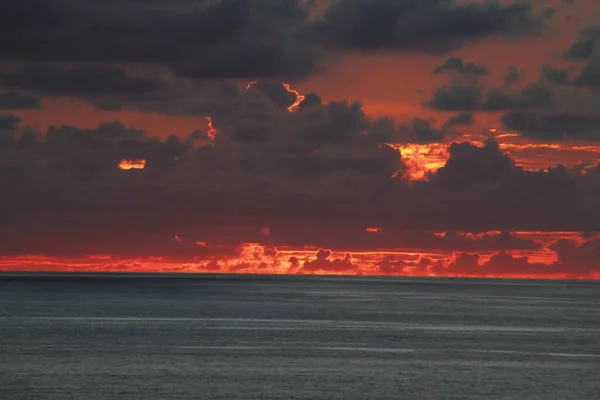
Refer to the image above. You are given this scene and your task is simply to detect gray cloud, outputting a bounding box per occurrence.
[0,67,161,96]
[572,57,600,87]
[503,65,522,86]
[3,84,600,260]
[0,91,41,110]
[0,0,561,116]
[481,84,553,111]
[0,114,21,136]
[0,0,557,88]
[540,65,570,85]
[314,0,548,54]
[426,85,482,111]
[0,0,320,80]
[427,245,598,278]
[426,83,553,112]
[432,57,489,76]
[444,112,474,127]
[564,26,600,60]
[397,117,447,143]
[500,111,600,140]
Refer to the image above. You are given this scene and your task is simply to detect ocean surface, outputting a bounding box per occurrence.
[1,273,599,399]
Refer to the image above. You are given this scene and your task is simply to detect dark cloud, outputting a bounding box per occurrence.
[431,251,546,277]
[432,57,489,76]
[0,66,165,112]
[3,83,600,264]
[444,112,474,127]
[0,91,41,110]
[0,88,406,255]
[315,0,547,54]
[500,111,600,140]
[572,57,600,87]
[564,26,600,60]
[426,85,482,111]
[0,0,320,80]
[0,0,560,116]
[0,0,554,71]
[0,114,21,135]
[266,226,541,253]
[397,117,446,143]
[173,1,320,79]
[376,234,600,278]
[249,81,300,110]
[434,140,516,190]
[0,67,161,96]
[426,83,553,112]
[411,140,600,232]
[503,65,522,86]
[481,84,553,111]
[565,38,595,60]
[540,65,570,85]
[0,0,558,90]
[550,237,600,275]
[434,239,600,278]
[301,250,356,273]
[0,0,173,63]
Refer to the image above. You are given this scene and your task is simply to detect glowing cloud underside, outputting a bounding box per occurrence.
[282,82,305,112]
[392,133,600,181]
[118,159,146,170]
[244,81,257,91]
[395,143,448,180]
[205,116,218,140]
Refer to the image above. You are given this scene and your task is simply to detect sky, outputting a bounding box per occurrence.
[2,0,600,279]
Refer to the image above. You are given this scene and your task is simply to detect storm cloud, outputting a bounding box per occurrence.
[0,0,552,84]
[314,0,548,54]
[2,85,600,261]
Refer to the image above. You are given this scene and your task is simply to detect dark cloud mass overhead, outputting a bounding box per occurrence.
[0,0,321,79]
[0,92,41,110]
[315,0,547,54]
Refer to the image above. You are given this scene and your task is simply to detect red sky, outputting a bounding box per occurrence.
[2,0,600,278]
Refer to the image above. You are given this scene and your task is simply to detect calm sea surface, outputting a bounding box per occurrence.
[1,274,599,399]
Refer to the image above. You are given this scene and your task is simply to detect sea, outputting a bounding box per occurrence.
[1,273,599,399]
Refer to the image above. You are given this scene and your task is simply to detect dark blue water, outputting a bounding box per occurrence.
[1,274,599,399]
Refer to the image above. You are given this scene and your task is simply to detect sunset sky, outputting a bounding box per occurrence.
[2,0,600,278]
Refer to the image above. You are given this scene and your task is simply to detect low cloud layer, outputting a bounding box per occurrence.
[2,84,600,268]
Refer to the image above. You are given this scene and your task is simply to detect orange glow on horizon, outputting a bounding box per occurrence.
[2,231,599,280]
[366,227,384,234]
[118,159,146,170]
[1,250,596,280]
